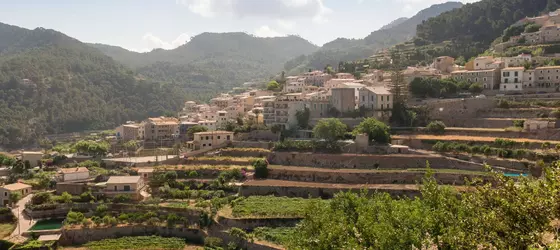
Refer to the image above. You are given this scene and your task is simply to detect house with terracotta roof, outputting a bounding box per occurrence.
[0,183,32,206]
[139,117,180,141]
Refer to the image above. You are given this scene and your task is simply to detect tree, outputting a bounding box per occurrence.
[266,80,281,91]
[60,192,73,203]
[31,192,52,205]
[9,192,22,206]
[389,70,408,103]
[295,107,311,129]
[426,121,446,134]
[353,118,391,144]
[186,125,208,138]
[253,159,268,179]
[313,118,347,144]
[468,83,483,94]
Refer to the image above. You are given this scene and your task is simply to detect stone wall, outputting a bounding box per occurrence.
[267,168,490,185]
[220,149,271,158]
[267,152,485,171]
[442,118,514,128]
[27,203,203,221]
[59,226,205,246]
[232,141,274,149]
[216,216,300,230]
[239,184,421,199]
[310,117,364,129]
[234,131,278,141]
[478,108,549,119]
[427,98,496,122]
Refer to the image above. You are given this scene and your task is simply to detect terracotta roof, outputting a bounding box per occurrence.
[60,167,89,174]
[106,176,141,184]
[2,183,31,191]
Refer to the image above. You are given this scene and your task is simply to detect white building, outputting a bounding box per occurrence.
[198,120,216,131]
[500,67,524,91]
[186,131,234,150]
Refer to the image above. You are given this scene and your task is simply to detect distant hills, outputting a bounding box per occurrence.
[282,1,464,74]
[90,33,319,87]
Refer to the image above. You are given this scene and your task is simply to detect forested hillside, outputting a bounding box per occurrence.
[91,33,319,89]
[283,1,463,74]
[0,23,189,148]
[416,0,559,55]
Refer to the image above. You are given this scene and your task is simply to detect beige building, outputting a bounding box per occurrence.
[335,73,354,79]
[306,99,330,118]
[450,68,501,90]
[116,124,139,142]
[262,94,306,129]
[503,54,532,67]
[138,168,155,180]
[331,87,356,113]
[140,117,179,141]
[263,98,276,126]
[403,67,442,84]
[198,120,217,131]
[0,183,32,206]
[534,66,560,88]
[432,56,455,74]
[358,87,393,118]
[186,131,234,150]
[59,167,90,182]
[104,176,145,200]
[21,151,43,168]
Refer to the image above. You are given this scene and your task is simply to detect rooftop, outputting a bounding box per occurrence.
[22,151,43,155]
[503,67,525,70]
[60,167,89,174]
[2,182,31,191]
[362,86,391,95]
[194,130,234,135]
[106,176,141,184]
[137,168,155,173]
[147,117,179,125]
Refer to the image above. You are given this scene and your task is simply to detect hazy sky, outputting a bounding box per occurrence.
[0,0,479,52]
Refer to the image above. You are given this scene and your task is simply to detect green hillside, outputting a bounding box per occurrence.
[283,1,464,74]
[0,23,189,148]
[90,33,319,88]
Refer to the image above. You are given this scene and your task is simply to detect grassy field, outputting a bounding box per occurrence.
[253,227,295,246]
[82,236,188,250]
[231,196,326,218]
[0,223,15,238]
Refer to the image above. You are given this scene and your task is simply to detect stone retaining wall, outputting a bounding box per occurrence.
[232,141,274,149]
[267,168,489,185]
[220,149,271,158]
[267,152,484,171]
[59,226,205,246]
[239,184,421,199]
[216,216,300,230]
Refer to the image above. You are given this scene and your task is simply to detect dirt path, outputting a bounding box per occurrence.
[10,194,34,237]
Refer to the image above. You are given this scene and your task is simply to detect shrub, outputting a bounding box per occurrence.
[66,211,85,225]
[426,121,446,134]
[31,192,52,205]
[253,159,268,179]
[204,237,223,248]
[513,120,525,128]
[113,194,132,203]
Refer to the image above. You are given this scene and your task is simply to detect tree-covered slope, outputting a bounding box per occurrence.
[91,33,319,86]
[416,0,559,47]
[0,23,189,148]
[283,1,463,74]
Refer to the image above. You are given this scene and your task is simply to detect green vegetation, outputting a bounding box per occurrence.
[431,140,558,162]
[0,223,15,239]
[252,159,268,179]
[416,0,550,58]
[10,240,56,250]
[409,77,478,98]
[253,227,296,246]
[231,196,326,218]
[290,163,560,249]
[283,2,462,74]
[426,121,446,134]
[313,118,347,144]
[84,236,186,250]
[352,118,391,144]
[266,80,281,91]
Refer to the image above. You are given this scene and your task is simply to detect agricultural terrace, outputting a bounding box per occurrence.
[229,196,327,218]
[78,236,192,250]
[393,134,560,144]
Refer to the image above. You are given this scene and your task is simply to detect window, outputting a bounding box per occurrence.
[381,96,384,101]
[515,85,518,89]
[362,96,365,101]
[203,144,206,147]
[124,185,131,191]
[483,77,487,81]
[227,135,231,140]
[514,71,518,77]
[209,143,212,147]
[217,136,221,139]
[114,186,117,191]
[504,78,508,83]
[3,192,6,197]
[514,78,518,83]
[381,104,384,109]
[529,77,532,81]
[387,96,390,102]
[503,85,506,89]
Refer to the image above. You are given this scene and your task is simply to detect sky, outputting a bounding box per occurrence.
[0,0,479,52]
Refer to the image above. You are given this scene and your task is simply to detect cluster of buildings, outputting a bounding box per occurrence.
[496,9,560,52]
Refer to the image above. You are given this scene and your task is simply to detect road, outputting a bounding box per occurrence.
[10,194,34,237]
